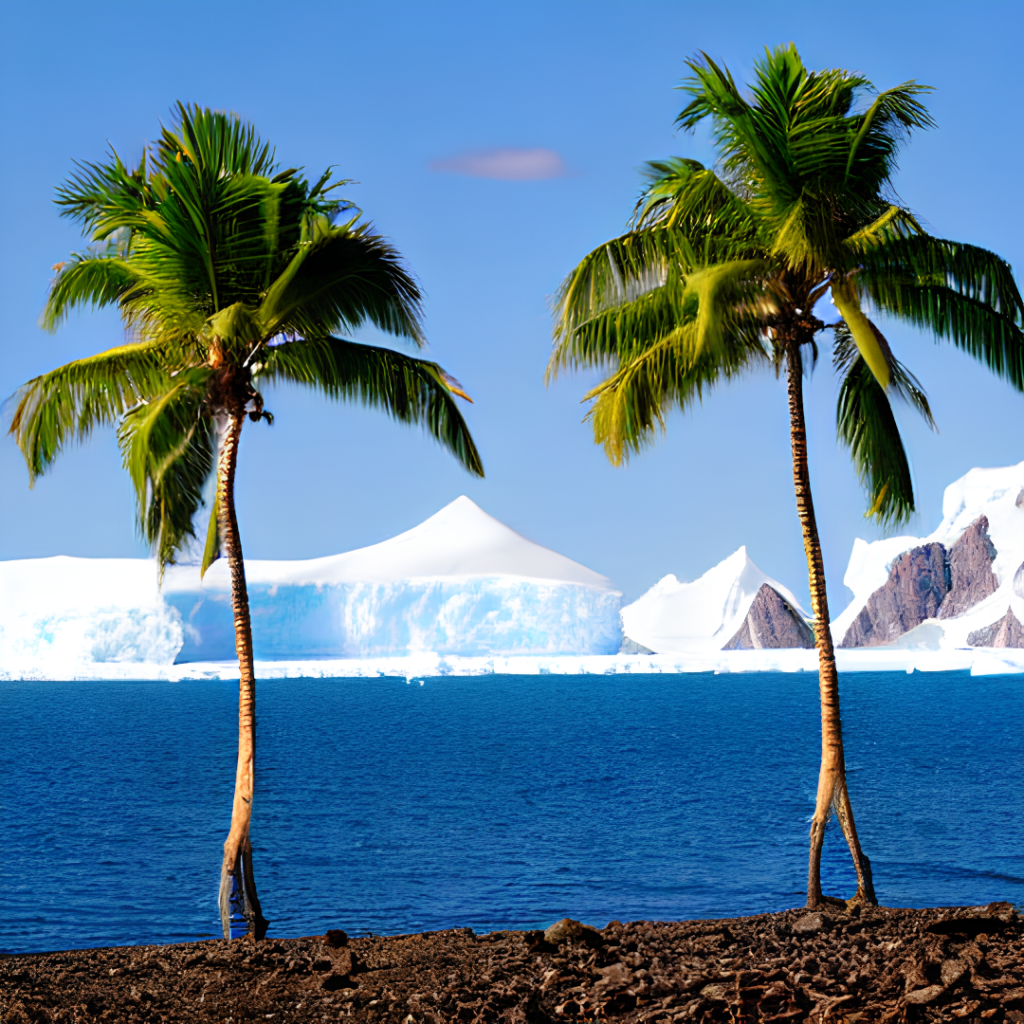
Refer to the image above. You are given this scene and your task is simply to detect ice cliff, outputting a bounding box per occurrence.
[0,498,622,670]
[0,557,183,674]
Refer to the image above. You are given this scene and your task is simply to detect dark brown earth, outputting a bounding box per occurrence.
[723,584,815,650]
[3,903,1023,1023]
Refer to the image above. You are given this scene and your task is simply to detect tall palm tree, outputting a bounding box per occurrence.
[10,104,484,939]
[549,46,1024,907]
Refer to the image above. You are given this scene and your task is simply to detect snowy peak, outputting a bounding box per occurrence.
[833,461,1024,649]
[168,496,615,590]
[620,547,808,655]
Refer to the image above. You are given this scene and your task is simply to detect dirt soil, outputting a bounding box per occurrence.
[2,903,1023,1023]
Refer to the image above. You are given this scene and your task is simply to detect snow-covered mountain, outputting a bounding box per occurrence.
[620,547,810,654]
[0,498,622,670]
[831,462,1024,650]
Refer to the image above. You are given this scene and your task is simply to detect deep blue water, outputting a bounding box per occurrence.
[1,670,1022,954]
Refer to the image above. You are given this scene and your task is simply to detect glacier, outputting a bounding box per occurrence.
[0,497,623,674]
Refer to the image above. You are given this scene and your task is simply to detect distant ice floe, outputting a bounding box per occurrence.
[4,647,1022,681]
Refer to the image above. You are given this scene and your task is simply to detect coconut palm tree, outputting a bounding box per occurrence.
[549,46,1024,907]
[9,103,483,939]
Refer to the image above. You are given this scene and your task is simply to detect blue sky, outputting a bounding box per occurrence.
[2,0,1023,608]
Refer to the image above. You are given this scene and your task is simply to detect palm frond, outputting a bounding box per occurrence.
[256,337,483,476]
[117,368,215,571]
[585,321,768,464]
[844,82,935,187]
[833,322,933,528]
[830,278,891,389]
[260,220,424,344]
[842,205,923,252]
[683,259,776,357]
[633,158,761,245]
[856,236,1024,390]
[550,278,689,377]
[858,234,1024,321]
[8,342,171,481]
[42,252,144,331]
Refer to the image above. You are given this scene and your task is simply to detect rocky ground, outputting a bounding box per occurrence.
[2,903,1023,1023]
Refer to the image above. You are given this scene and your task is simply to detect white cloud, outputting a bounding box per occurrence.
[429,147,569,181]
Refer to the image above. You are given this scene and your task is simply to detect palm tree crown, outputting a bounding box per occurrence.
[550,44,1024,526]
[12,102,482,569]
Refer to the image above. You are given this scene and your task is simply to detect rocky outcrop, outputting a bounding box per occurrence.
[938,515,998,618]
[842,516,1000,647]
[841,543,949,647]
[723,584,815,650]
[967,607,1024,648]
[620,636,655,654]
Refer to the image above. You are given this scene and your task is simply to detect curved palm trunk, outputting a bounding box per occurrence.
[785,344,877,909]
[216,410,269,940]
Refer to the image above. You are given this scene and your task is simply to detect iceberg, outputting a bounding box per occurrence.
[0,556,183,673]
[0,497,622,672]
[165,496,622,660]
[620,547,810,654]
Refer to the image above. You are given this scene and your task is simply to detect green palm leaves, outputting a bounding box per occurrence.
[550,45,1024,528]
[10,103,483,570]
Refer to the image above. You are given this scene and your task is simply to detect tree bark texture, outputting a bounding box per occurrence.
[216,410,269,940]
[785,344,877,909]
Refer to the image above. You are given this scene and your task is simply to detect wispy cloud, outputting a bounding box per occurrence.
[429,147,569,181]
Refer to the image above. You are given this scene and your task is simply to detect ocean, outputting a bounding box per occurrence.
[2,670,1022,953]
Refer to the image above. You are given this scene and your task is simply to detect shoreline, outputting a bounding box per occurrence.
[3,903,1022,1022]
[5,647,1024,682]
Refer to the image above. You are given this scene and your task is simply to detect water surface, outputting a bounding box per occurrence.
[1,670,1021,952]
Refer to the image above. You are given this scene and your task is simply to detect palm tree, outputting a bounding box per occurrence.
[549,46,1024,907]
[9,104,484,939]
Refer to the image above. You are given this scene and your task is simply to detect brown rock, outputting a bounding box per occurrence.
[791,913,827,936]
[700,982,733,1002]
[3,907,1022,1024]
[723,584,815,650]
[968,608,1024,648]
[938,516,999,618]
[905,984,946,1005]
[595,962,634,991]
[942,958,968,987]
[841,543,950,647]
[543,918,602,947]
[620,636,656,654]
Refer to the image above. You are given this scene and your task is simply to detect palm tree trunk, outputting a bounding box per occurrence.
[216,409,269,940]
[785,344,877,909]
